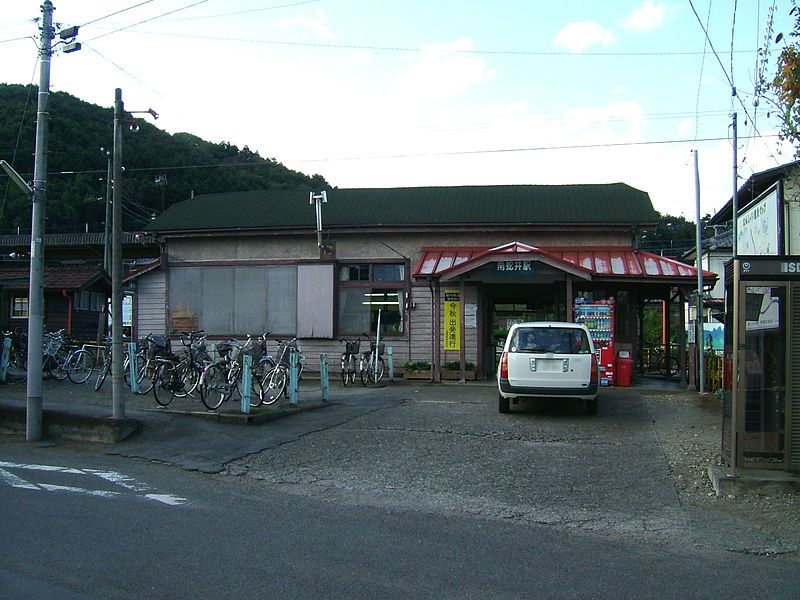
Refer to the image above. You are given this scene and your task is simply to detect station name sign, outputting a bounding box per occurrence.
[739,257,800,279]
[494,260,536,274]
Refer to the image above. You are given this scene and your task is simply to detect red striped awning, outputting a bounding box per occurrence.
[412,242,714,282]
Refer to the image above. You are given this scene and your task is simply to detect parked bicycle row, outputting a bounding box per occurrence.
[3,329,387,411]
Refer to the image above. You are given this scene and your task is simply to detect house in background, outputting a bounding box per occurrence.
[0,231,160,341]
[0,264,110,341]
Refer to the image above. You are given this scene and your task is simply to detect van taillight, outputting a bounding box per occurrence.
[500,352,508,379]
[590,352,598,382]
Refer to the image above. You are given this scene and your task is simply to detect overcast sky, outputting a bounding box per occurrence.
[0,0,795,221]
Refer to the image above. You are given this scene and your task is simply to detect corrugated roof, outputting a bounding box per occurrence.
[0,265,109,290]
[145,183,659,233]
[413,244,716,281]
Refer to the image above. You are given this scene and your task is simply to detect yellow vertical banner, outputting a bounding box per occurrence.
[444,289,460,351]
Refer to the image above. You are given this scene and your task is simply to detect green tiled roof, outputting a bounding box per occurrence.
[145,183,658,233]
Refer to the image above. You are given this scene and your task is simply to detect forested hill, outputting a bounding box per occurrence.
[0,83,328,234]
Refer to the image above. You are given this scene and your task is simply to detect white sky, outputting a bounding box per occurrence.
[0,0,796,221]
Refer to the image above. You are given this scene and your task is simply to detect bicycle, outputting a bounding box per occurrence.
[63,341,108,384]
[131,334,173,395]
[339,337,361,386]
[248,333,277,408]
[4,327,27,370]
[198,336,255,410]
[41,329,68,379]
[151,331,210,406]
[359,336,385,386]
[259,337,304,406]
[93,337,135,391]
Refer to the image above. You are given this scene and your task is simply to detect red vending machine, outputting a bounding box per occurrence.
[574,299,615,386]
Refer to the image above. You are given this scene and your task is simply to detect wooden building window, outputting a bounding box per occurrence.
[11,296,28,318]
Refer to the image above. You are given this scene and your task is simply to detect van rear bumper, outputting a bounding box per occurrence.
[499,379,598,398]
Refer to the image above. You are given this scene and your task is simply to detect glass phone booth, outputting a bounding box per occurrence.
[723,257,800,472]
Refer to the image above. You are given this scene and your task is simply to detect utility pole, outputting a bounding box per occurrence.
[102,148,112,273]
[732,113,738,257]
[26,0,55,441]
[112,88,125,418]
[693,149,705,394]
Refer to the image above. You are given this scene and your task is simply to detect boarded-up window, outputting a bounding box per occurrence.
[266,266,296,334]
[234,267,267,333]
[297,264,333,338]
[169,265,297,335]
[170,267,201,332]
[201,268,234,333]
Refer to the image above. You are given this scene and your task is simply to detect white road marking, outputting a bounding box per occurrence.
[0,467,39,490]
[0,461,189,506]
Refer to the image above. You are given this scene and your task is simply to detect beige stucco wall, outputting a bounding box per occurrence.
[166,228,632,264]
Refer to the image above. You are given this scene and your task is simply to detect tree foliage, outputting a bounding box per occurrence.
[638,212,714,258]
[0,83,328,233]
[772,2,800,153]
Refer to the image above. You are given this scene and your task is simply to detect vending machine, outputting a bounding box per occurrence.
[574,299,615,386]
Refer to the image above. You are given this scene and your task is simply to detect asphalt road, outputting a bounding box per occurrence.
[2,381,800,598]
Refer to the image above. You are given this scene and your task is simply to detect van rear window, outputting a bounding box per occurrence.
[509,327,591,355]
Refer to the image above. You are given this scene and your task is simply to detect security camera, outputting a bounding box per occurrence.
[129,122,140,132]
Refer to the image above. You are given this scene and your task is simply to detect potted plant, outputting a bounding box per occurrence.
[403,360,431,379]
[442,360,475,380]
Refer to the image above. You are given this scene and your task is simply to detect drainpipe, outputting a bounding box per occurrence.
[62,289,72,336]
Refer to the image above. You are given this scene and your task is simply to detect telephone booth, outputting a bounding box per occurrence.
[723,257,800,472]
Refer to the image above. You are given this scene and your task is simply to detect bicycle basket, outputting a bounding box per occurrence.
[370,342,385,356]
[346,341,361,354]
[43,335,62,355]
[147,335,171,359]
[216,342,233,358]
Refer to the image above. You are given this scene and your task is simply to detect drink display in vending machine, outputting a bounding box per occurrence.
[574,299,615,386]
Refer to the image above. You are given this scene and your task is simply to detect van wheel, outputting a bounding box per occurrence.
[585,398,598,415]
[499,394,510,414]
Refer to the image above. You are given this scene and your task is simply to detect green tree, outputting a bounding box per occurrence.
[0,84,329,234]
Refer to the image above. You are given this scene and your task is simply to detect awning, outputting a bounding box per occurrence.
[412,242,716,283]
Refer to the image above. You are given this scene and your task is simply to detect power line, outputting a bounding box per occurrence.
[88,0,209,42]
[84,44,162,97]
[164,0,321,21]
[24,133,779,180]
[84,25,761,58]
[80,0,156,28]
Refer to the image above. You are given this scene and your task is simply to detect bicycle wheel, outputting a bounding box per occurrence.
[136,358,157,395]
[341,357,350,386]
[361,355,385,385]
[261,366,287,405]
[123,354,132,386]
[173,360,200,398]
[94,356,111,391]
[49,347,70,380]
[250,358,274,408]
[152,362,175,407]
[67,349,94,384]
[658,355,679,377]
[200,363,228,410]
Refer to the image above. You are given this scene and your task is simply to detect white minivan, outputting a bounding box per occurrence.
[497,321,599,414]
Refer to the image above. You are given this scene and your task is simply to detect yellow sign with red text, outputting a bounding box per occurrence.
[444,289,460,351]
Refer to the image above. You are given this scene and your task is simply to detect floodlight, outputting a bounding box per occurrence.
[59,25,79,39]
[0,160,32,195]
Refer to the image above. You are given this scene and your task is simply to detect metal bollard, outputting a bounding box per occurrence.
[128,342,139,394]
[241,354,252,414]
[0,337,10,383]
[320,353,329,402]
[289,349,299,406]
[387,346,393,382]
